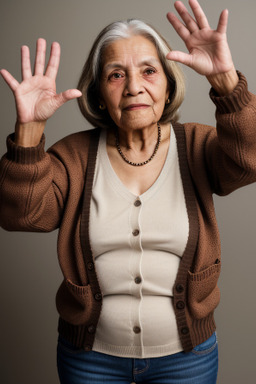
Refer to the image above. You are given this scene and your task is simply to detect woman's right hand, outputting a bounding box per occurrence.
[0,38,82,146]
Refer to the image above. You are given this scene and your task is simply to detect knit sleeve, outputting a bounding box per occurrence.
[185,72,256,196]
[0,131,90,232]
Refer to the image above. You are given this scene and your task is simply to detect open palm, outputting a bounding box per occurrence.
[166,0,234,76]
[0,39,81,124]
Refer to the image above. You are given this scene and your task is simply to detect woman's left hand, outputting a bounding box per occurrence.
[166,0,238,94]
[166,0,233,75]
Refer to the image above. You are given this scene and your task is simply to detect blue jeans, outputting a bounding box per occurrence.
[57,332,218,384]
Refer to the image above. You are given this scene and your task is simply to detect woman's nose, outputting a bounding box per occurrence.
[124,73,144,96]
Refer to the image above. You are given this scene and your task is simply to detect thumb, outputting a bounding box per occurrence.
[166,51,193,67]
[54,89,82,109]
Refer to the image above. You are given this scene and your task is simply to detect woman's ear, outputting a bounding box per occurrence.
[98,98,106,110]
[98,95,106,111]
[99,103,106,110]
[165,83,171,104]
[165,86,171,105]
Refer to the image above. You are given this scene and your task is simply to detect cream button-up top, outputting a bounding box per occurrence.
[89,125,189,358]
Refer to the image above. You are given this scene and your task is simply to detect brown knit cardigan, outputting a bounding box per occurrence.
[1,72,256,352]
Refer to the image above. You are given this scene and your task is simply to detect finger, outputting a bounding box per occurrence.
[45,42,61,79]
[167,12,190,41]
[34,38,47,75]
[21,45,32,80]
[217,9,229,34]
[62,89,82,101]
[0,69,20,92]
[166,51,193,67]
[53,89,82,108]
[174,1,198,33]
[188,0,210,29]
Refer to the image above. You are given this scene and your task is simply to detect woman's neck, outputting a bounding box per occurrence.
[107,122,170,166]
[118,123,158,151]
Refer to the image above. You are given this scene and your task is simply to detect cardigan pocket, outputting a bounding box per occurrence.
[187,261,221,319]
[56,279,94,325]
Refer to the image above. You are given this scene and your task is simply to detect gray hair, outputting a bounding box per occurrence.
[77,19,185,129]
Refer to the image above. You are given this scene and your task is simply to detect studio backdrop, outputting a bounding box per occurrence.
[0,1,255,383]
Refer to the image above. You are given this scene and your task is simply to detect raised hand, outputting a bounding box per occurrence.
[0,39,82,146]
[166,0,238,93]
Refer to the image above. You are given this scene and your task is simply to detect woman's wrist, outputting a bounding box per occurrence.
[15,121,46,147]
[206,68,239,96]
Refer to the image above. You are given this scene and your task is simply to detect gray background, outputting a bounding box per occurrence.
[0,0,255,383]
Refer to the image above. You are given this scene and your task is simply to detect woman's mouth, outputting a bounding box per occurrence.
[123,104,150,111]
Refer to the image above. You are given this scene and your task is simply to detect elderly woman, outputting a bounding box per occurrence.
[1,0,256,383]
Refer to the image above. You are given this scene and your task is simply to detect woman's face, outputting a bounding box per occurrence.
[100,35,169,132]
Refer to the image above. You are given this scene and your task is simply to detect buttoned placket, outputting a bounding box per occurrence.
[129,197,144,349]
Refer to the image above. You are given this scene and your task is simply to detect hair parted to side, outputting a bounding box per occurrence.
[77,19,185,129]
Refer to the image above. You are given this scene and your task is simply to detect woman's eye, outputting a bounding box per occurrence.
[145,68,156,75]
[109,72,123,80]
